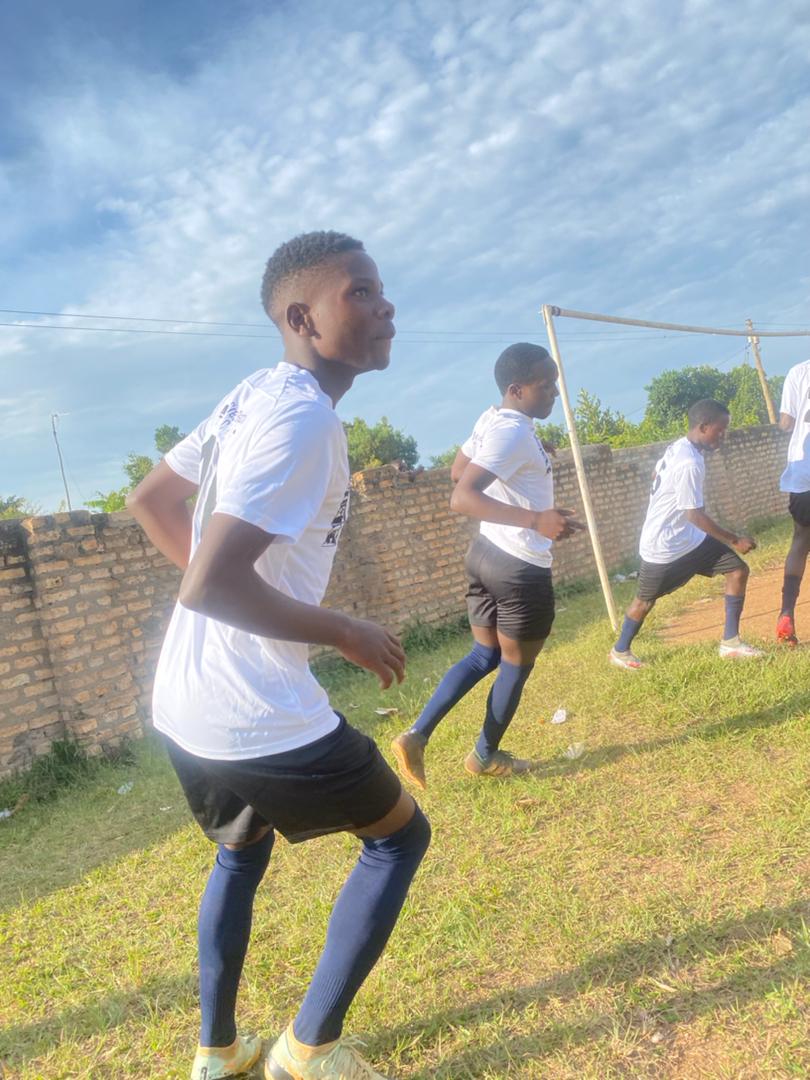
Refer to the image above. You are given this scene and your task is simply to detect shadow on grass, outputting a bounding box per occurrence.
[4,898,808,1075]
[386,897,810,1078]
[0,971,197,1068]
[0,736,192,914]
[528,689,810,782]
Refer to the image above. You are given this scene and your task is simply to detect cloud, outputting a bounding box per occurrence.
[2,0,809,508]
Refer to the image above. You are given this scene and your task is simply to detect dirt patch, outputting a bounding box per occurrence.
[660,564,810,645]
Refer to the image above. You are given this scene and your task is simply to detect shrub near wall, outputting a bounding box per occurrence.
[0,425,789,776]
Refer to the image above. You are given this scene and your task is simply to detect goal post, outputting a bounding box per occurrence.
[540,304,810,630]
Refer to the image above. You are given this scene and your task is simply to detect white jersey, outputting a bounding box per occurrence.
[779,359,810,493]
[152,362,349,760]
[639,436,706,564]
[461,406,554,567]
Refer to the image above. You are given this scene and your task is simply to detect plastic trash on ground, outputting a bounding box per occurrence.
[374,707,399,716]
[550,707,568,725]
[563,742,586,760]
[117,781,134,795]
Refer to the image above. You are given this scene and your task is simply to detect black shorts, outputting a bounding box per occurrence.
[464,534,555,641]
[164,714,402,846]
[788,491,810,527]
[637,535,746,602]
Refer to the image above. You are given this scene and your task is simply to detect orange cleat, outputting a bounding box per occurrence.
[776,614,799,647]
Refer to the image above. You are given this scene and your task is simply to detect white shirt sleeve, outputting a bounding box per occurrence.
[214,406,338,543]
[164,420,207,483]
[780,367,800,419]
[469,422,527,483]
[674,463,704,510]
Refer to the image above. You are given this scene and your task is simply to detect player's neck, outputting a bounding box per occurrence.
[281,348,356,406]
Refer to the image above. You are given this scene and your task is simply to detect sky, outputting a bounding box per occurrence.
[2,0,809,512]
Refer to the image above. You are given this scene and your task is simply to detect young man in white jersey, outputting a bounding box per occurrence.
[391,343,584,789]
[609,399,761,670]
[775,358,810,646]
[128,232,430,1080]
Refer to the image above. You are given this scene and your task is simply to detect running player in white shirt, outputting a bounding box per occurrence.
[391,343,584,789]
[609,399,762,670]
[775,358,810,646]
[129,232,429,1080]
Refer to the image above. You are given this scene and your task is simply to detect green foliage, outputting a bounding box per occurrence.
[343,415,419,473]
[428,444,460,468]
[535,363,781,452]
[153,424,186,455]
[645,365,731,430]
[85,487,129,512]
[87,425,186,512]
[0,495,39,519]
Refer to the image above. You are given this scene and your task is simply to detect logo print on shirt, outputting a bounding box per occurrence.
[217,399,246,434]
[533,434,553,475]
[324,488,350,547]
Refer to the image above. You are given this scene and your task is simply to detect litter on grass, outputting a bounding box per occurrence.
[0,809,12,821]
[117,782,134,795]
[563,742,586,760]
[550,707,568,725]
[374,707,399,716]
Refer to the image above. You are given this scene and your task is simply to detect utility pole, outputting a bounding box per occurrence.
[50,413,72,511]
[746,318,777,423]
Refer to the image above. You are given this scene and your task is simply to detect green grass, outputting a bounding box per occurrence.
[2,517,809,1078]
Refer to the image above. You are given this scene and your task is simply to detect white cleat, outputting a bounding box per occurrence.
[718,637,763,659]
[609,647,644,671]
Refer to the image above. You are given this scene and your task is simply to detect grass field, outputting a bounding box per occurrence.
[2,518,809,1079]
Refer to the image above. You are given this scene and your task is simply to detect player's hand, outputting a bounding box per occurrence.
[337,617,406,689]
[532,508,587,541]
[733,535,756,554]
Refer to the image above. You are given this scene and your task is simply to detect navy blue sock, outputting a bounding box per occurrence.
[723,594,745,640]
[474,660,534,759]
[781,574,801,617]
[293,806,431,1046]
[615,616,642,653]
[198,831,274,1047]
[411,643,500,740]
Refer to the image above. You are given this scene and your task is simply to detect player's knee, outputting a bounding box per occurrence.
[369,803,431,864]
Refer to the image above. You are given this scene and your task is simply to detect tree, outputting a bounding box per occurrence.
[429,445,460,468]
[343,416,419,473]
[726,365,784,427]
[87,425,186,512]
[0,495,39,520]
[644,366,732,430]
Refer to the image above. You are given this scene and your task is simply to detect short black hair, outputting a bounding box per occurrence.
[494,342,555,395]
[687,398,730,428]
[260,230,364,323]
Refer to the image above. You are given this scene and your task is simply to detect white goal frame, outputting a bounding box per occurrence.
[541,305,810,630]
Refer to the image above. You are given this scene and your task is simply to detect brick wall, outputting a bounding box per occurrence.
[0,425,790,776]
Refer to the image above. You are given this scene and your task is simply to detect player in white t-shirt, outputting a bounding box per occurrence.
[609,399,761,670]
[775,358,810,646]
[128,232,430,1080]
[391,343,584,789]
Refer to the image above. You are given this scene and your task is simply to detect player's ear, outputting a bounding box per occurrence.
[286,302,315,338]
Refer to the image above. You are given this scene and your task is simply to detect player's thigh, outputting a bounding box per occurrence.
[353,788,417,839]
[496,631,547,666]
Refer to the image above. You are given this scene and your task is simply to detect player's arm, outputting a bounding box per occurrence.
[449,448,471,484]
[684,508,755,554]
[450,463,585,540]
[127,461,198,570]
[779,412,795,433]
[179,512,404,688]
